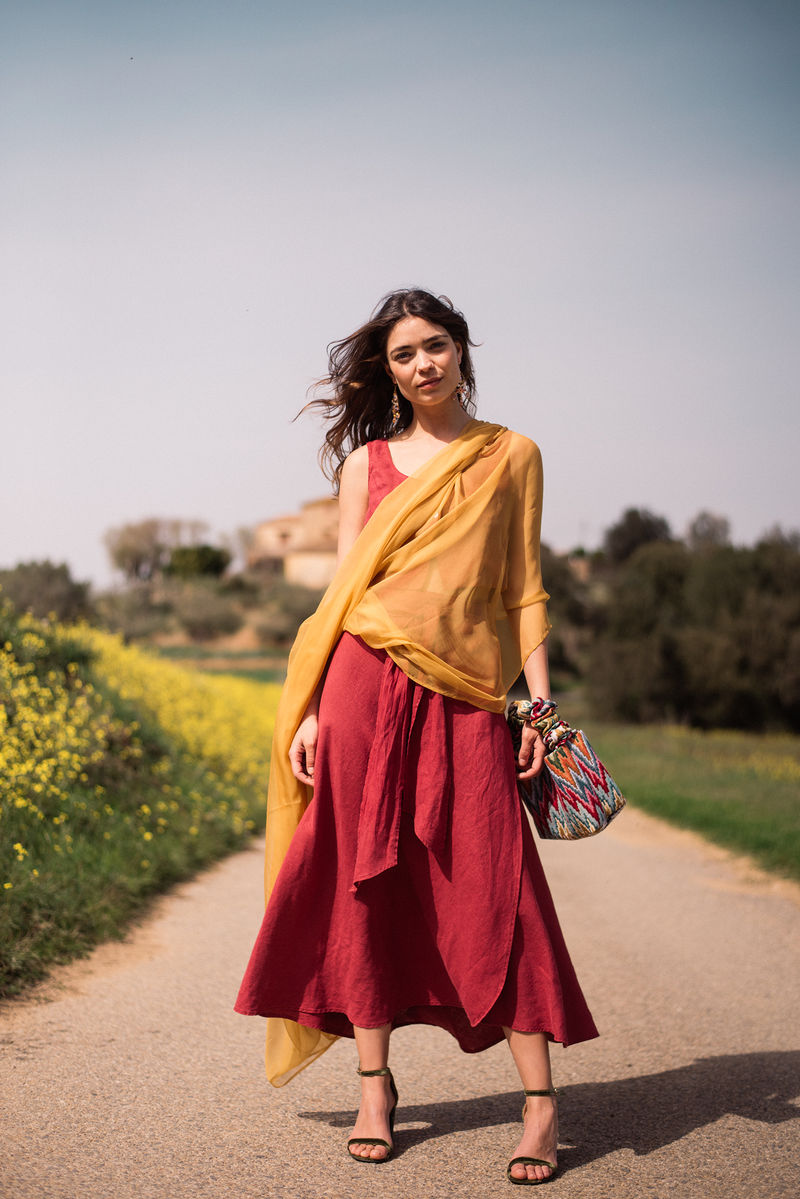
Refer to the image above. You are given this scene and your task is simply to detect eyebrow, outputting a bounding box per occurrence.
[388,334,448,356]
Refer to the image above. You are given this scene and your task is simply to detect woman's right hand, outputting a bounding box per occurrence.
[289,712,319,786]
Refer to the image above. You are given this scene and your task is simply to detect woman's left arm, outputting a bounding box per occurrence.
[522,638,550,703]
[516,639,551,781]
[502,436,552,781]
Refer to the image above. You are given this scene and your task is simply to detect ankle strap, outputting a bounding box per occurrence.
[524,1088,564,1096]
[357,1066,392,1077]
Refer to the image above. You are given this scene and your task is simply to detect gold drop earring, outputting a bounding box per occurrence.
[455,374,469,409]
[390,383,401,432]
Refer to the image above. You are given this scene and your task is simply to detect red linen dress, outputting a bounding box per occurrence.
[235,440,598,1051]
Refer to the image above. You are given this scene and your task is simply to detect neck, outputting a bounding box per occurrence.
[403,398,473,444]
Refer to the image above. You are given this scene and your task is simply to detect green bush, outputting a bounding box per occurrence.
[587,532,800,731]
[255,581,325,646]
[95,587,173,642]
[171,583,243,641]
[166,544,232,578]
[0,561,93,622]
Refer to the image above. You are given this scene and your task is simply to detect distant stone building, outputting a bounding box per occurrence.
[248,497,339,589]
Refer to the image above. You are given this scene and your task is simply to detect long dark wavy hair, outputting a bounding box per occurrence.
[304,289,478,491]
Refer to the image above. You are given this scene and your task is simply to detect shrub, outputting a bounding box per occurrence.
[95,587,173,642]
[170,584,243,641]
[255,581,325,646]
[166,544,232,578]
[0,561,92,622]
[218,572,263,606]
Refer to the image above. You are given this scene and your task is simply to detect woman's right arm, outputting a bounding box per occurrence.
[288,444,370,786]
[336,444,370,567]
[288,682,324,785]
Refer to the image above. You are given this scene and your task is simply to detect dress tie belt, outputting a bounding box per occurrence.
[352,652,452,890]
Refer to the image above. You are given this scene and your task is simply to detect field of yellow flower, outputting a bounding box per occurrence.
[0,603,281,997]
[83,628,282,792]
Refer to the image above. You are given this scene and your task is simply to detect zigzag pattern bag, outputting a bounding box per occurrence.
[507,699,626,839]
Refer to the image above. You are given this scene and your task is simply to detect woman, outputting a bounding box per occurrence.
[235,289,598,1185]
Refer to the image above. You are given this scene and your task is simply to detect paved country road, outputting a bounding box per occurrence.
[2,808,799,1199]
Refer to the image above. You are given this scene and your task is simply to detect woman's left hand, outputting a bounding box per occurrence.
[516,724,546,780]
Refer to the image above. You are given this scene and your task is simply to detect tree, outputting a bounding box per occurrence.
[166,545,232,578]
[104,520,171,582]
[538,544,591,682]
[0,561,92,622]
[104,519,209,582]
[687,511,730,553]
[758,524,800,552]
[603,508,672,565]
[587,532,800,731]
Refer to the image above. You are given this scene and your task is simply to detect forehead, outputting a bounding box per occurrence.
[386,316,450,352]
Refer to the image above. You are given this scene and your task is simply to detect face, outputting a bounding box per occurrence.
[385,316,463,409]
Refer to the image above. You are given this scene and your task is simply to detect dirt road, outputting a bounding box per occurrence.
[2,807,799,1199]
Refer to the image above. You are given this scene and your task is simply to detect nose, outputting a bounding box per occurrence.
[417,351,435,372]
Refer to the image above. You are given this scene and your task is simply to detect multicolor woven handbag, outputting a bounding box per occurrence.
[507,699,625,839]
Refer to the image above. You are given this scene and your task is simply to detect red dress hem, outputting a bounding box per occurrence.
[234,1001,573,1053]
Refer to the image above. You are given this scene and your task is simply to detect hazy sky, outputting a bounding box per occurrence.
[2,0,798,584]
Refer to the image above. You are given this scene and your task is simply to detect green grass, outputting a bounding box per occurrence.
[0,677,266,999]
[558,697,800,882]
[211,668,286,684]
[154,646,286,660]
[1,757,261,1000]
[152,646,288,683]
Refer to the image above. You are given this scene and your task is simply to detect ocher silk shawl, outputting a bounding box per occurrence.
[263,420,551,1085]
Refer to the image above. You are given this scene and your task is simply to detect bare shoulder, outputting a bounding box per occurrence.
[337,444,370,555]
[341,443,370,480]
[339,443,370,505]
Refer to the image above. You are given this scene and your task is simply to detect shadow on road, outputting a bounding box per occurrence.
[299,1051,800,1164]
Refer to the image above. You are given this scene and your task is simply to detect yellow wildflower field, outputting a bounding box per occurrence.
[1,608,283,995]
[82,628,283,791]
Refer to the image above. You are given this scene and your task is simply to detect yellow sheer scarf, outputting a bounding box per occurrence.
[263,419,551,1085]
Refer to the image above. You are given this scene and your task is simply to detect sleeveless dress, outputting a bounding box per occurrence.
[235,440,598,1051]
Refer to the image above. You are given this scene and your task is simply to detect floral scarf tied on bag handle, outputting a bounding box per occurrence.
[507,699,626,839]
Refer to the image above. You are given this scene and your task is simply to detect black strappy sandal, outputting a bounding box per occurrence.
[347,1066,399,1164]
[507,1087,563,1186]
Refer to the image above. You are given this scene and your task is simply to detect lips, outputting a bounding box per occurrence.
[417,377,441,390]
